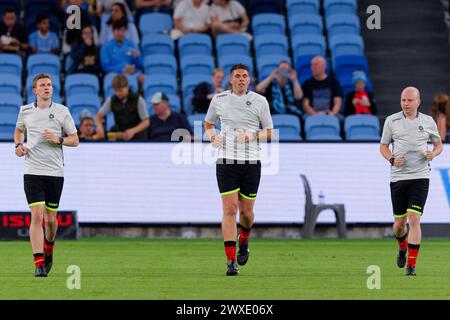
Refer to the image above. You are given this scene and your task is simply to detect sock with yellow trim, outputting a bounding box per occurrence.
[407,243,420,268]
[33,253,45,268]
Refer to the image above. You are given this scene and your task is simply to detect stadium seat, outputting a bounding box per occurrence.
[147,93,181,115]
[27,53,61,78]
[0,74,21,95]
[0,1,20,17]
[289,14,323,36]
[254,35,289,57]
[183,94,194,115]
[0,107,18,139]
[344,114,380,141]
[304,115,342,140]
[333,55,369,79]
[248,0,282,16]
[143,75,178,99]
[66,94,101,126]
[291,34,326,59]
[103,73,139,98]
[286,0,320,16]
[178,33,212,56]
[0,94,22,115]
[187,113,220,141]
[216,34,250,57]
[64,73,100,96]
[251,14,286,37]
[272,114,302,141]
[218,54,254,76]
[138,13,172,35]
[141,34,174,56]
[26,74,61,100]
[180,54,215,76]
[256,54,292,80]
[329,34,364,57]
[338,73,372,96]
[0,53,22,75]
[143,54,178,76]
[182,74,212,97]
[324,0,357,17]
[26,95,62,104]
[326,14,361,38]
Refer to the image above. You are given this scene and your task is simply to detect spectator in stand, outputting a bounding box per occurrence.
[100,20,144,83]
[302,56,343,120]
[99,2,140,45]
[148,92,193,141]
[96,0,132,17]
[430,93,449,142]
[210,0,249,37]
[135,1,174,28]
[78,116,103,141]
[29,13,60,54]
[344,71,377,116]
[255,60,303,116]
[0,7,29,56]
[192,68,225,114]
[68,25,101,75]
[171,0,210,40]
[95,75,149,141]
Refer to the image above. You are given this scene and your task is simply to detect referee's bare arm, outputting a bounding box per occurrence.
[427,140,443,161]
[256,128,273,142]
[14,127,28,157]
[204,121,217,142]
[379,143,392,161]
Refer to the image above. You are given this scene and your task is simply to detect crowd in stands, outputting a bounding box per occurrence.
[0,0,449,142]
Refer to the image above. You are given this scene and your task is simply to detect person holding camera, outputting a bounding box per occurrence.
[209,0,249,37]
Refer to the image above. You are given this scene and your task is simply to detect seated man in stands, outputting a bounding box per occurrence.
[255,60,303,116]
[344,71,377,116]
[302,56,343,120]
[210,0,249,37]
[171,0,210,40]
[192,67,225,114]
[95,75,149,141]
[78,115,103,141]
[148,92,193,141]
[0,7,28,56]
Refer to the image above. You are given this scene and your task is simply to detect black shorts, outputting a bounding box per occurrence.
[390,178,429,218]
[216,159,261,200]
[24,174,64,211]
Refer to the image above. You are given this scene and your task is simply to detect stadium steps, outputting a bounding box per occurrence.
[357,0,450,118]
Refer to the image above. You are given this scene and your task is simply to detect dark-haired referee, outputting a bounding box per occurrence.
[204,64,273,276]
[14,74,79,277]
[380,87,442,276]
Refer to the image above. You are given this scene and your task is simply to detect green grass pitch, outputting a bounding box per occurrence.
[1,238,449,299]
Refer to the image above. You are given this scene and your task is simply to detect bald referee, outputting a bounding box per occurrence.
[380,87,442,276]
[204,64,273,276]
[14,74,79,277]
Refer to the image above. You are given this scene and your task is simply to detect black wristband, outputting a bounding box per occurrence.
[389,157,395,166]
[58,137,64,145]
[15,143,22,149]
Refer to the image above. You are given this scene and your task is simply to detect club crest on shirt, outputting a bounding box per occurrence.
[49,114,55,119]
[418,125,423,131]
[246,101,252,106]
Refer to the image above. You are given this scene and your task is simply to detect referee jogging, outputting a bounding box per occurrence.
[14,74,79,277]
[204,64,273,276]
[380,87,443,276]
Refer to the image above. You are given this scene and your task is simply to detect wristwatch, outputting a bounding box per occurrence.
[58,137,64,145]
[389,157,395,166]
[15,142,23,149]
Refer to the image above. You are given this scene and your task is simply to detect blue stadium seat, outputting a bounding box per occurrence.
[216,34,250,57]
[143,54,178,76]
[256,54,292,80]
[289,14,323,36]
[147,93,181,115]
[141,34,174,56]
[338,73,372,96]
[103,73,139,98]
[66,94,101,126]
[324,0,357,17]
[329,34,364,57]
[138,13,172,35]
[27,53,61,77]
[291,34,326,59]
[218,54,254,76]
[248,0,282,16]
[286,0,320,16]
[65,73,99,96]
[143,75,178,100]
[180,54,215,76]
[178,33,212,57]
[254,35,289,57]
[0,53,22,75]
[182,74,212,97]
[344,114,380,141]
[0,74,21,95]
[26,74,61,100]
[333,55,368,79]
[272,114,302,141]
[0,94,22,115]
[187,113,219,141]
[326,14,360,38]
[0,1,20,17]
[304,115,342,140]
[0,105,18,139]
[183,94,194,115]
[251,13,286,37]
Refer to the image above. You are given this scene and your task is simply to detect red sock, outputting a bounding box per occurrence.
[33,253,45,267]
[239,226,251,245]
[224,241,236,261]
[407,243,420,267]
[395,234,407,251]
[44,238,55,256]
